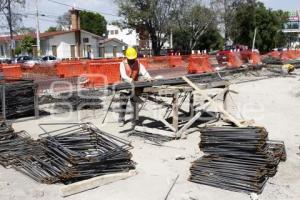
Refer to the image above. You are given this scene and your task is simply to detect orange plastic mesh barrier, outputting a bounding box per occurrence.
[56,62,87,78]
[240,51,262,65]
[2,64,22,80]
[22,64,57,77]
[188,55,214,74]
[139,58,149,68]
[227,52,243,69]
[86,62,120,87]
[266,51,281,59]
[168,56,183,67]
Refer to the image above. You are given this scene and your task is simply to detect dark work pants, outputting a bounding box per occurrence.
[119,88,142,127]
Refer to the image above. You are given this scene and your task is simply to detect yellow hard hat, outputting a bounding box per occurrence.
[125,47,138,60]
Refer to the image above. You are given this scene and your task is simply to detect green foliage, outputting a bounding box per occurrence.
[115,0,178,55]
[20,35,35,55]
[231,2,289,53]
[15,46,22,55]
[46,26,58,32]
[196,27,224,51]
[173,25,224,52]
[80,11,107,36]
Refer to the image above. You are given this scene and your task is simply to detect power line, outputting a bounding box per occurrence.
[47,0,120,17]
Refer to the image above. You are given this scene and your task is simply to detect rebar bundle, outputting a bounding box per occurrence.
[189,126,286,194]
[0,122,135,184]
[0,80,36,119]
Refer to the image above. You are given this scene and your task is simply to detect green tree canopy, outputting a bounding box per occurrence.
[80,11,107,36]
[20,35,35,55]
[56,11,107,36]
[46,26,58,32]
[230,1,288,52]
[115,0,180,55]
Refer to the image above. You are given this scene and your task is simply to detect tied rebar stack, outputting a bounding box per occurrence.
[0,123,135,184]
[0,80,36,119]
[189,127,286,194]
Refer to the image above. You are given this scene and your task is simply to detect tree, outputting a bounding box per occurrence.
[80,11,107,36]
[46,26,58,32]
[56,11,107,36]
[210,0,247,42]
[57,12,71,30]
[231,1,289,52]
[115,0,180,55]
[0,0,25,32]
[20,35,35,55]
[174,2,216,51]
[16,26,36,34]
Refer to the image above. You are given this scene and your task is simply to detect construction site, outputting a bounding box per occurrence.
[0,47,299,200]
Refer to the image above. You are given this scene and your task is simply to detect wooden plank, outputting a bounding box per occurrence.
[182,76,244,127]
[177,111,202,138]
[60,170,137,197]
[135,126,176,138]
[172,93,179,132]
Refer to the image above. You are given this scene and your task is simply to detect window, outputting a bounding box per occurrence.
[0,45,4,56]
[115,30,119,35]
[99,47,105,58]
[110,30,114,35]
[52,45,57,57]
[113,46,117,57]
[70,45,76,58]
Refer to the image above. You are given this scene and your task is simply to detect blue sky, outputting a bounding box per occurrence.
[14,0,300,32]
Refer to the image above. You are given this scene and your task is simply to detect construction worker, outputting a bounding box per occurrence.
[118,47,152,126]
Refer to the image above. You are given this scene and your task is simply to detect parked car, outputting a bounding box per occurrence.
[40,55,58,66]
[15,55,33,64]
[0,57,11,64]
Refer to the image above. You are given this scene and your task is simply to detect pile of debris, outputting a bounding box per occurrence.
[0,122,135,184]
[0,80,36,119]
[189,126,286,194]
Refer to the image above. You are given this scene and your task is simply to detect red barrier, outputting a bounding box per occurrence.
[168,56,183,67]
[139,58,149,68]
[188,55,214,74]
[2,64,22,80]
[227,52,243,69]
[240,51,262,65]
[56,62,87,78]
[86,63,120,87]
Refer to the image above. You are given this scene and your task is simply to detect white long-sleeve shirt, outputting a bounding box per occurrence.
[119,61,151,83]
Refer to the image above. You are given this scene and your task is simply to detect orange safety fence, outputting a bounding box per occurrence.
[266,51,281,59]
[240,51,262,65]
[168,56,184,67]
[188,55,214,74]
[86,62,120,87]
[227,52,244,69]
[56,62,87,78]
[2,64,22,80]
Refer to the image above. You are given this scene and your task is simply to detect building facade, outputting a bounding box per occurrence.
[283,10,300,47]
[107,25,139,47]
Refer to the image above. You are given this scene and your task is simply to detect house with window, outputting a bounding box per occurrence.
[0,9,128,59]
[107,25,139,47]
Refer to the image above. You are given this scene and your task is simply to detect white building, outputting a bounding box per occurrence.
[107,25,139,47]
[0,9,128,59]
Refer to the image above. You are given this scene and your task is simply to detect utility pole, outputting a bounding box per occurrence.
[35,0,41,57]
[7,0,14,59]
[252,28,257,52]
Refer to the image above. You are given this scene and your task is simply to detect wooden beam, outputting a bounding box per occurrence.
[182,76,244,127]
[60,170,137,197]
[135,126,176,138]
[172,93,179,133]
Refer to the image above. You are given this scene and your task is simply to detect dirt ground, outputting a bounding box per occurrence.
[1,69,300,200]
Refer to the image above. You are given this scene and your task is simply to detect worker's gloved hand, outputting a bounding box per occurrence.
[127,78,133,83]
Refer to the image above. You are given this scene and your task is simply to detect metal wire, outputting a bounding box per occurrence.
[189,126,286,194]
